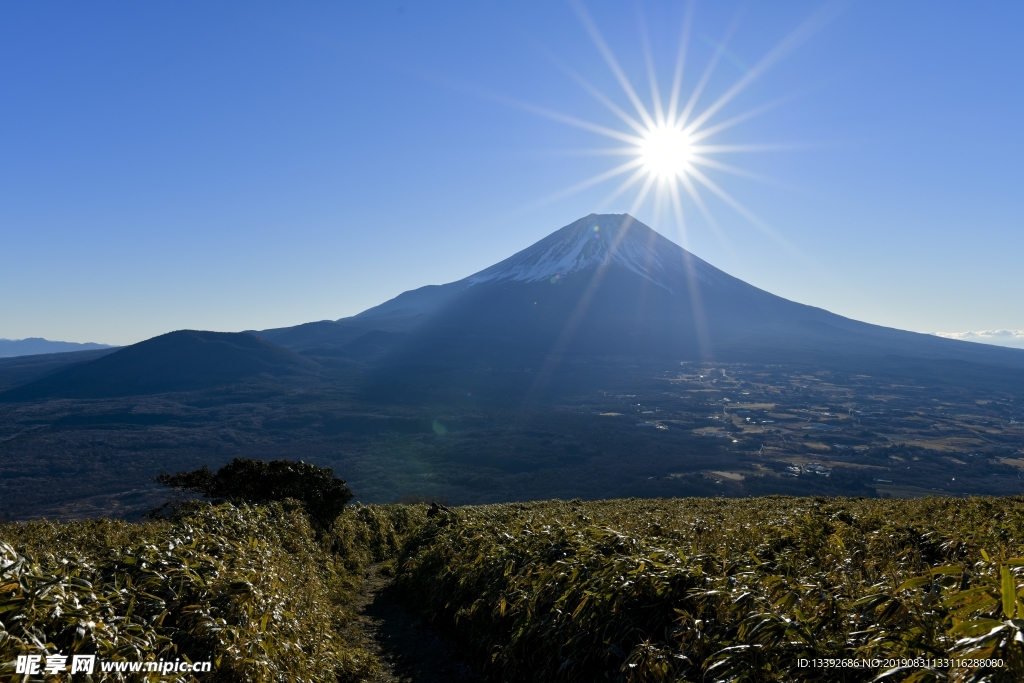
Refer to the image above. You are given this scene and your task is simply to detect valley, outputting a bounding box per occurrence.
[2,357,1021,520]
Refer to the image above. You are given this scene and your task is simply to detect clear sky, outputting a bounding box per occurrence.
[2,1,1022,347]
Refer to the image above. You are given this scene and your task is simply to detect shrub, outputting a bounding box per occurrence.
[156,458,353,528]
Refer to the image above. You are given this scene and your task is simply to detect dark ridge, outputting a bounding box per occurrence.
[0,348,118,393]
[253,314,422,356]
[0,330,319,401]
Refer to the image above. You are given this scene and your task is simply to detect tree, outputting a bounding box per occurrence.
[156,458,353,528]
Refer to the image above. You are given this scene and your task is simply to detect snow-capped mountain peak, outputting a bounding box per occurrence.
[465,214,716,291]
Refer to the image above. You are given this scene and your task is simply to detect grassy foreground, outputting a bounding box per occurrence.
[3,496,1024,681]
[398,497,1024,682]
[0,502,424,682]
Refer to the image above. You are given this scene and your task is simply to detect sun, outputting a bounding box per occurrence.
[639,125,693,180]
[514,1,839,240]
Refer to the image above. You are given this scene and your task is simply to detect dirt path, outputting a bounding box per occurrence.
[350,564,482,683]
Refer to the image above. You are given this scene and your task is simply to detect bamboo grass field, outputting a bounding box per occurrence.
[0,503,424,682]
[396,497,1024,682]
[2,496,1024,681]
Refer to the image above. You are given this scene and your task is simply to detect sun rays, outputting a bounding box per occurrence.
[523,0,844,248]
[512,1,845,395]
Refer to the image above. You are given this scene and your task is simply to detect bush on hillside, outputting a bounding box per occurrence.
[156,458,353,527]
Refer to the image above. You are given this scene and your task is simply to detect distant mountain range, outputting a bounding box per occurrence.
[0,337,113,358]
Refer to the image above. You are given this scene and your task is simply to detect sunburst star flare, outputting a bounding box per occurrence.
[524,1,844,251]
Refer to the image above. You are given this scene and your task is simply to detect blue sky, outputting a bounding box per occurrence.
[2,1,1022,346]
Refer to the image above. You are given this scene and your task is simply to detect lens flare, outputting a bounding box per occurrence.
[514,0,841,245]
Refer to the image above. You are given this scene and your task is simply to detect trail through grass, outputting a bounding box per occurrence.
[349,563,479,683]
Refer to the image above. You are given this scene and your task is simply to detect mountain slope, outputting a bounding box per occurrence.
[276,214,1024,374]
[0,330,318,400]
[0,348,117,393]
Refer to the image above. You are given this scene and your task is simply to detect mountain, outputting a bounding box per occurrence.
[262,214,1024,383]
[0,330,319,400]
[2,215,1023,517]
[0,337,113,358]
[11,214,1019,400]
[0,348,117,393]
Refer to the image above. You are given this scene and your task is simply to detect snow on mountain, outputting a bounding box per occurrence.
[465,214,719,292]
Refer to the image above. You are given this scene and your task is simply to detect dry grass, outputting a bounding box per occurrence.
[397,496,1024,682]
[0,502,426,682]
